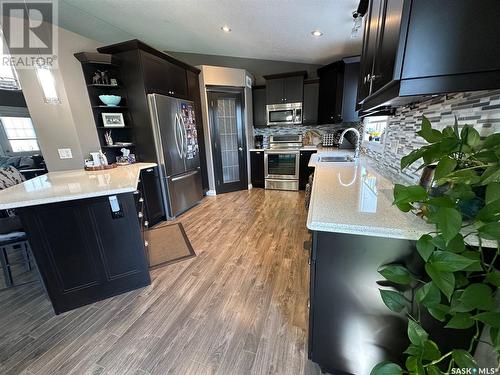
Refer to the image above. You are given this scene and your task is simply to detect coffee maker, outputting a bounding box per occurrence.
[254,135,264,149]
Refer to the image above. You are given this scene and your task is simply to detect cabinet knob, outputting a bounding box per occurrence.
[138,212,143,218]
[133,190,140,195]
[144,240,149,247]
[238,147,243,151]
[146,168,153,172]
[144,220,149,227]
[139,197,144,203]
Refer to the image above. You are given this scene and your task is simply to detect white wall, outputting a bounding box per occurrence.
[16,25,102,171]
[198,65,254,194]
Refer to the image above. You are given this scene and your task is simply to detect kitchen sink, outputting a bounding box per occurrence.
[319,156,354,162]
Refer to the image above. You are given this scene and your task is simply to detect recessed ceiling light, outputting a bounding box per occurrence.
[221,25,232,33]
[311,30,324,37]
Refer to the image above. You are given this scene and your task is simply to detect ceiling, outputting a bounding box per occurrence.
[59,0,363,65]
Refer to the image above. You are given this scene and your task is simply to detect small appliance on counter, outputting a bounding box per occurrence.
[322,133,337,147]
[254,135,264,149]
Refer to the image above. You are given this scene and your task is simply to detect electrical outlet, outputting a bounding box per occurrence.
[58,148,73,159]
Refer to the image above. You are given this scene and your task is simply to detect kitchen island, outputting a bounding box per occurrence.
[0,163,156,314]
[305,154,482,374]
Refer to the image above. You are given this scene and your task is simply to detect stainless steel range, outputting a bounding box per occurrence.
[264,135,303,191]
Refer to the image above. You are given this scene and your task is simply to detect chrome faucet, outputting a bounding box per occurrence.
[339,127,361,159]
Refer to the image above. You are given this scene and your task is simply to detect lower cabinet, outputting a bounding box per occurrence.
[250,151,264,188]
[299,150,317,190]
[18,193,151,314]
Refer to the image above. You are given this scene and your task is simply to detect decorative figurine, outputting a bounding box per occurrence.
[99,70,110,85]
[104,130,113,146]
[92,71,101,84]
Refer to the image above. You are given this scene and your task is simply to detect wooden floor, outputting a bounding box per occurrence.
[0,189,321,375]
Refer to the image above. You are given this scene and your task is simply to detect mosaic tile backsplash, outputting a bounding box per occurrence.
[253,123,360,149]
[362,90,500,184]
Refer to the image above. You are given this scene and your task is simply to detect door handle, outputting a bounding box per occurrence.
[179,114,188,158]
[174,114,182,159]
[171,170,198,182]
[238,147,243,151]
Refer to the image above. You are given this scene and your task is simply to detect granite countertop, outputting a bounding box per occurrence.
[0,162,157,209]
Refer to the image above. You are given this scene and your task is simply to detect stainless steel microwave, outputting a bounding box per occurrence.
[266,102,302,126]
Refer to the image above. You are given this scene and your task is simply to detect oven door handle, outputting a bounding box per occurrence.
[264,150,300,155]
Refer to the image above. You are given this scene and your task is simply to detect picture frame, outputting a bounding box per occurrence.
[101,112,125,128]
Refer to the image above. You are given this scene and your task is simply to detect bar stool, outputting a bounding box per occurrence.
[0,232,32,288]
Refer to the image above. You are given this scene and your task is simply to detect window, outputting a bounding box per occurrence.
[0,40,21,90]
[0,117,39,153]
[363,116,389,143]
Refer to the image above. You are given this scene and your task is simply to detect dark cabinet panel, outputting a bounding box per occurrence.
[358,0,500,112]
[317,61,344,124]
[341,61,360,123]
[284,76,304,103]
[141,51,188,98]
[250,151,264,188]
[299,150,316,190]
[139,167,165,226]
[252,87,267,126]
[302,81,319,125]
[264,72,306,105]
[19,193,150,314]
[266,79,285,105]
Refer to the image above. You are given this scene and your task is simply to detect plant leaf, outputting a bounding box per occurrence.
[416,234,435,261]
[379,290,407,313]
[446,233,465,253]
[434,156,457,180]
[461,251,483,272]
[417,116,442,143]
[476,199,500,222]
[473,312,500,328]
[401,148,426,170]
[483,133,500,149]
[393,184,428,205]
[461,125,481,148]
[429,251,476,272]
[427,365,444,375]
[405,356,425,375]
[452,349,478,369]
[428,304,450,322]
[478,222,500,240]
[486,269,500,287]
[445,312,475,329]
[481,165,500,185]
[422,340,441,360]
[425,263,455,301]
[459,284,494,311]
[407,320,428,346]
[378,265,412,285]
[486,183,500,204]
[415,282,441,307]
[370,362,403,375]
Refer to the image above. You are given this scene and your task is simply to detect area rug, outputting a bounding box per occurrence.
[145,222,196,269]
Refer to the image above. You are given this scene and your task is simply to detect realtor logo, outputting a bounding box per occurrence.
[0,0,58,68]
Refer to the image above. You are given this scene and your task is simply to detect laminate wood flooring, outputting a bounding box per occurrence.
[0,189,321,375]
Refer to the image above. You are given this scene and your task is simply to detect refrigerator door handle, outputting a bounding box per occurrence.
[173,113,182,159]
[179,113,188,158]
[171,169,198,182]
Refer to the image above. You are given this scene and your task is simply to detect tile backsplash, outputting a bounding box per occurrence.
[253,122,360,148]
[362,90,500,184]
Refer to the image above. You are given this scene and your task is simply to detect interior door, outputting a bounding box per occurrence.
[208,91,247,194]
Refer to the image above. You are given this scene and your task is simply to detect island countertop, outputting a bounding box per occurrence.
[0,162,157,210]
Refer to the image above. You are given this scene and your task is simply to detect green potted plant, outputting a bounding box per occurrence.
[372,116,500,375]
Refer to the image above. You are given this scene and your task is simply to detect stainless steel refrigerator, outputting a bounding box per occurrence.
[148,94,203,219]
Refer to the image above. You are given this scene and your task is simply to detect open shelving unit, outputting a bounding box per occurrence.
[75,52,136,164]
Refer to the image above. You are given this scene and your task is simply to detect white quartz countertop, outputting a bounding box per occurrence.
[306,154,432,240]
[0,162,157,209]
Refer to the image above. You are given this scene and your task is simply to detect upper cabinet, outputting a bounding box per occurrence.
[141,51,188,98]
[302,79,319,125]
[317,58,360,124]
[358,0,500,112]
[252,86,267,127]
[263,71,306,105]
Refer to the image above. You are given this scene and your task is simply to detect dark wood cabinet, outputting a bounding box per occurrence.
[317,62,344,124]
[299,150,316,190]
[302,80,319,125]
[141,51,188,98]
[358,0,500,112]
[252,86,267,127]
[138,167,164,227]
[18,193,150,314]
[250,150,264,188]
[342,58,361,123]
[263,71,306,105]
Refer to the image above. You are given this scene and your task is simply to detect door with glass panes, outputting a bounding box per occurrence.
[208,91,247,194]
